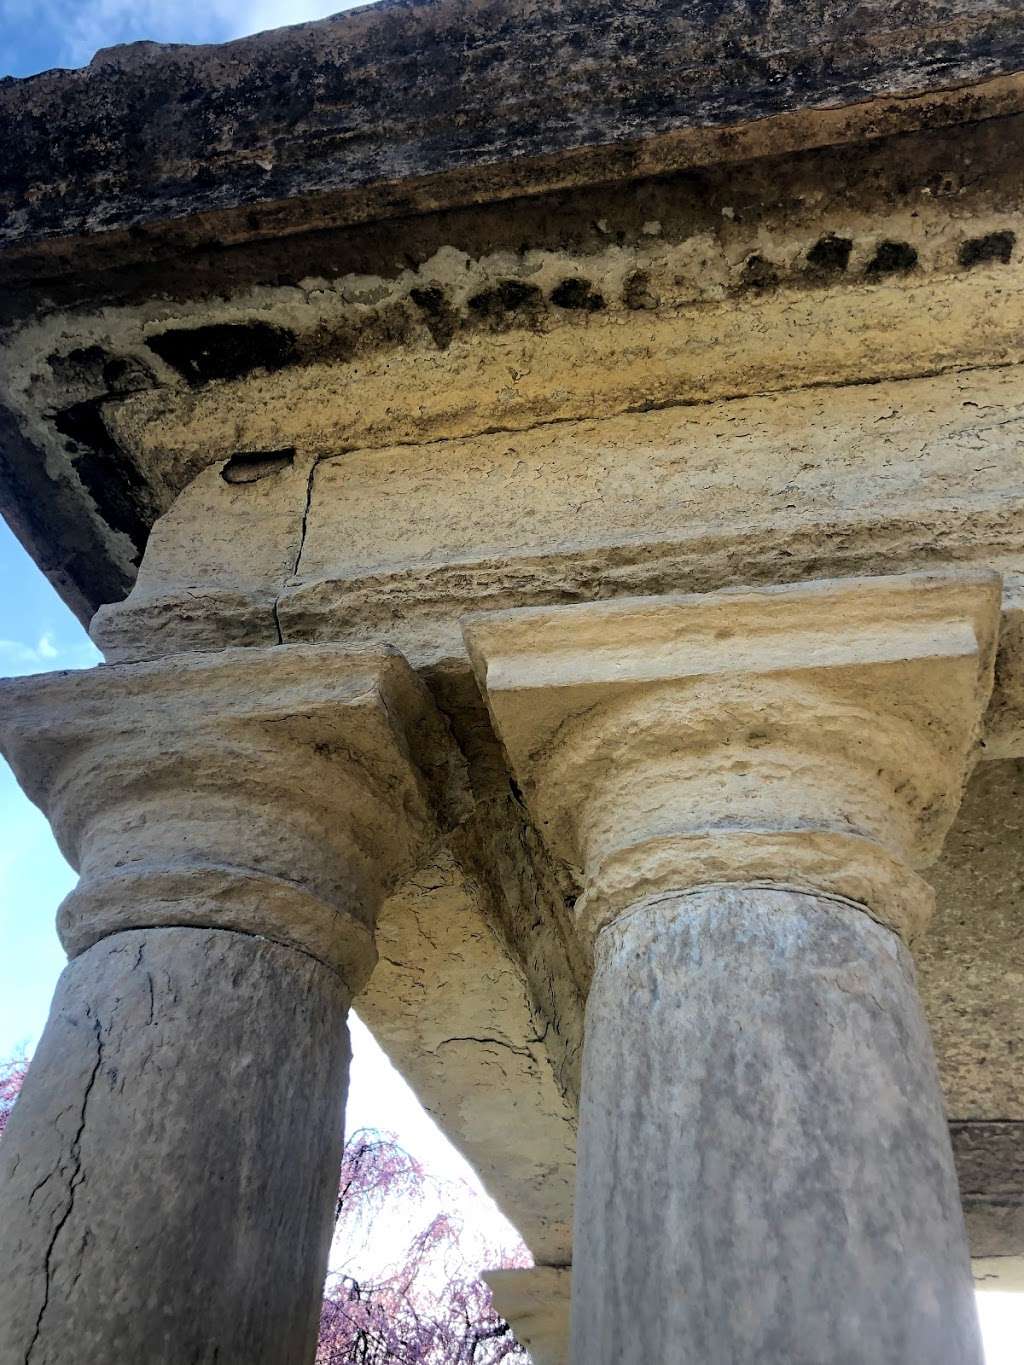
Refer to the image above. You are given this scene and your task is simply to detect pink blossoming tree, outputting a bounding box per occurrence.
[319,1128,529,1364]
[0,1054,27,1140]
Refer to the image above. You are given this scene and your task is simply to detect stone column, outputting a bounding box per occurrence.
[0,644,458,1365]
[466,571,1001,1365]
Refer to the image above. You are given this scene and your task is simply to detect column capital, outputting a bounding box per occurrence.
[465,571,1001,943]
[483,1267,571,1365]
[0,643,463,988]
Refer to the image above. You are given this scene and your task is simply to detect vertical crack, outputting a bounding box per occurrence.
[271,454,322,645]
[291,457,319,580]
[24,1015,104,1364]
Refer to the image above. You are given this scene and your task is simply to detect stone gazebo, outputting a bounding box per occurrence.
[1,3,1023,1361]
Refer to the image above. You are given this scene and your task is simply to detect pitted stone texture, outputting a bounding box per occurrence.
[466,571,1000,941]
[0,926,351,1365]
[0,643,463,980]
[91,261,1024,497]
[571,888,982,1365]
[288,365,1024,631]
[923,758,1024,1122]
[4,2,1023,261]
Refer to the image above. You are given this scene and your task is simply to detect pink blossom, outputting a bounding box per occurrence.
[0,1055,26,1140]
[320,1129,530,1363]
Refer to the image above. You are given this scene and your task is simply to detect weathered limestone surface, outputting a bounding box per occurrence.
[87,449,319,657]
[484,1267,571,1365]
[63,221,1024,487]
[464,571,1001,941]
[921,756,1024,1275]
[3,2,1023,266]
[924,760,1024,1124]
[0,926,351,1365]
[360,852,578,1265]
[573,889,981,1365]
[92,368,1024,751]
[0,642,458,968]
[4,105,1024,621]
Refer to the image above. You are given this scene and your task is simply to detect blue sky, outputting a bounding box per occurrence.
[0,520,98,1057]
[0,0,1020,1348]
[0,0,352,78]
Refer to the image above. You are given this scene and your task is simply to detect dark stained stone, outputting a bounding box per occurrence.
[1,1,1022,271]
[959,229,1017,267]
[146,321,298,388]
[806,233,853,275]
[866,239,919,276]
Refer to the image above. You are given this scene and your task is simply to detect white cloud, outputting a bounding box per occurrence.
[0,639,39,668]
[0,634,101,677]
[63,1,242,65]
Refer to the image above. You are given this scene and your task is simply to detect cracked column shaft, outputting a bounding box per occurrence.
[466,571,1002,1365]
[0,644,455,1365]
[2,926,351,1365]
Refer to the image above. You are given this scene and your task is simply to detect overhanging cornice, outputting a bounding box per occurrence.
[2,0,1024,277]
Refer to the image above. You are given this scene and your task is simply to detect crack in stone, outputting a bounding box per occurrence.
[434,1034,535,1060]
[271,454,323,644]
[291,457,320,581]
[25,1013,104,1365]
[26,1171,55,1206]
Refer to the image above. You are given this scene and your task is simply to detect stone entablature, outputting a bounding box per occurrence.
[4,100,1024,622]
[90,367,1024,760]
[4,1,1023,267]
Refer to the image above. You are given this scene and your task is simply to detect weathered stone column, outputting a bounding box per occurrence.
[466,571,1001,1365]
[0,644,457,1365]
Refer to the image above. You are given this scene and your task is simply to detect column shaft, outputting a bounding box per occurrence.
[571,887,982,1365]
[0,927,351,1365]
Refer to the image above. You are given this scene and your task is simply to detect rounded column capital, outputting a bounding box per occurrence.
[0,643,464,985]
[465,570,1001,944]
